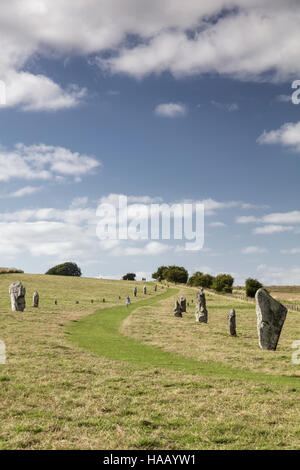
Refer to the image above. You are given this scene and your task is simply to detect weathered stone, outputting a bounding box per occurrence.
[154,285,157,292]
[33,291,39,308]
[143,285,147,295]
[195,288,208,323]
[103,298,105,303]
[255,288,287,350]
[54,299,57,305]
[174,300,182,318]
[133,286,137,297]
[228,309,237,336]
[91,299,94,304]
[9,282,26,312]
[180,296,186,312]
[76,301,79,304]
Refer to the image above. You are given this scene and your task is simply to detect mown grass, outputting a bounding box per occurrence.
[0,274,299,449]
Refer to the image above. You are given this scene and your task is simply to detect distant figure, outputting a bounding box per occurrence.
[143,285,147,295]
[134,286,137,297]
[126,296,131,307]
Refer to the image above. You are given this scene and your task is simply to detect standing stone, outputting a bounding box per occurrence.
[33,291,39,308]
[143,285,147,295]
[91,299,94,304]
[174,300,182,318]
[154,285,157,292]
[195,288,208,323]
[255,288,287,351]
[228,309,237,336]
[9,282,26,312]
[180,296,186,312]
[133,286,137,297]
[54,300,57,305]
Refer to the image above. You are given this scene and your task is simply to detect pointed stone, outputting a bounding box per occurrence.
[255,288,287,350]
[33,291,39,308]
[180,296,186,312]
[9,282,26,312]
[174,300,182,317]
[195,288,208,323]
[228,309,237,336]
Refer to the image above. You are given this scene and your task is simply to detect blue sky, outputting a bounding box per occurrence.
[1,1,300,284]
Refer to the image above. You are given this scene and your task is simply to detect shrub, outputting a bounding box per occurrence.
[152,266,168,281]
[212,274,234,293]
[0,268,24,274]
[188,271,214,288]
[164,265,189,284]
[122,273,136,281]
[46,262,82,277]
[245,278,263,298]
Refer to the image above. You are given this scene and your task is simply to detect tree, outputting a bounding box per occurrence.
[212,273,234,293]
[122,273,136,281]
[164,265,189,284]
[152,266,168,280]
[46,262,82,277]
[245,278,263,298]
[188,272,214,288]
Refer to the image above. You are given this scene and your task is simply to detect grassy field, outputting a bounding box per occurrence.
[0,274,299,449]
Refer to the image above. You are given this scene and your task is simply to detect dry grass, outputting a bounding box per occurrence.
[0,275,299,450]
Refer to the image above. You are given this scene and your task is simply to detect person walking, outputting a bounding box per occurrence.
[126,296,131,307]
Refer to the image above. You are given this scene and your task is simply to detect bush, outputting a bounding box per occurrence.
[212,274,234,293]
[152,266,168,281]
[0,267,24,274]
[164,265,189,284]
[245,278,263,298]
[188,272,214,288]
[122,273,136,281]
[46,262,82,277]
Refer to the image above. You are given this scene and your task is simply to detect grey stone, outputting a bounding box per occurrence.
[180,296,186,312]
[174,300,182,318]
[33,291,39,308]
[134,286,137,297]
[9,282,26,312]
[143,285,147,294]
[255,288,287,350]
[228,309,236,336]
[195,288,208,323]
[154,284,157,292]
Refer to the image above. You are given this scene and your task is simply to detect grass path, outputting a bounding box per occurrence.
[67,288,300,389]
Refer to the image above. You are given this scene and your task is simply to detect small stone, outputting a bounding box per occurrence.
[143,285,147,295]
[33,291,39,308]
[9,282,26,312]
[228,309,237,336]
[54,300,57,305]
[255,288,287,350]
[76,301,79,304]
[154,284,157,292]
[133,286,137,297]
[91,299,94,304]
[174,300,182,318]
[195,288,208,323]
[103,298,105,303]
[180,296,186,312]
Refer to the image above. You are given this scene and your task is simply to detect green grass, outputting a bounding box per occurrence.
[67,288,300,388]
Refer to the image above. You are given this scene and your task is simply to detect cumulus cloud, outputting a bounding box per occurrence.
[242,245,268,254]
[0,143,100,182]
[154,103,187,118]
[256,264,300,285]
[258,122,300,153]
[253,225,294,234]
[211,101,239,112]
[1,1,300,112]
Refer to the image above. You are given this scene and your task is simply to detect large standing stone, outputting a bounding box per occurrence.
[154,284,157,292]
[174,300,182,318]
[9,282,26,312]
[33,291,39,308]
[143,285,147,295]
[180,296,186,312]
[195,288,208,323]
[133,286,137,297]
[255,288,287,350]
[228,309,236,336]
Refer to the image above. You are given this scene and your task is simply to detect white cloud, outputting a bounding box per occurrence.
[0,185,43,198]
[154,103,187,118]
[0,143,100,182]
[258,122,300,153]
[211,101,239,112]
[256,264,300,285]
[280,248,300,254]
[242,245,268,254]
[275,94,292,103]
[209,222,226,227]
[2,1,299,111]
[236,216,260,224]
[253,225,294,234]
